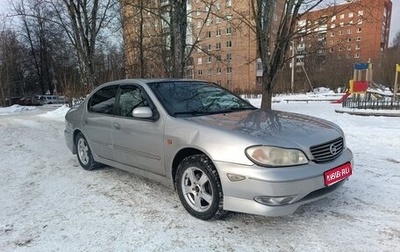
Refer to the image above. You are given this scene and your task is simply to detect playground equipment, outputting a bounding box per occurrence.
[332,62,371,103]
[394,64,400,100]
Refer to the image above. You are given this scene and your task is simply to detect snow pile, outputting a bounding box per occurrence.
[38,105,70,120]
[0,105,37,115]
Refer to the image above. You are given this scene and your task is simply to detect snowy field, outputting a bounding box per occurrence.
[0,99,399,252]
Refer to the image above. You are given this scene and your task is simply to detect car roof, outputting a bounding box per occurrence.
[100,78,209,86]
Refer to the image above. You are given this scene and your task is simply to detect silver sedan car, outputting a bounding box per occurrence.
[64,79,353,220]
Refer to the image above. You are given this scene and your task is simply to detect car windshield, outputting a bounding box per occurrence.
[148,81,256,117]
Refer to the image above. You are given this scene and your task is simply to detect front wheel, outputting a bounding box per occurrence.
[175,154,227,220]
[75,132,101,170]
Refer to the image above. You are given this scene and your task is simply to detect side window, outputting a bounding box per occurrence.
[88,85,118,114]
[118,85,148,117]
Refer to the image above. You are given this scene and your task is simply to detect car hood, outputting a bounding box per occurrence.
[183,109,343,148]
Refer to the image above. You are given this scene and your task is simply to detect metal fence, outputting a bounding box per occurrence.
[342,97,400,110]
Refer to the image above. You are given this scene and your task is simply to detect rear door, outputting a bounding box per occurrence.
[83,85,119,161]
[112,84,165,176]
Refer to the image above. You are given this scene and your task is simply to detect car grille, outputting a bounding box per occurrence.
[310,137,344,163]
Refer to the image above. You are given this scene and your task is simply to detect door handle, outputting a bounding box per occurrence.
[113,123,121,130]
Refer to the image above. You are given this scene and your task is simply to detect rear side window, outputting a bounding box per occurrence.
[88,85,118,114]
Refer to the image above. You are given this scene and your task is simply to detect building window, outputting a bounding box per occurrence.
[207,68,212,75]
[338,47,342,51]
[349,12,354,18]
[226,15,232,21]
[358,10,363,16]
[217,67,221,74]
[197,45,202,52]
[339,30,343,35]
[356,44,361,50]
[196,8,200,16]
[340,22,344,27]
[355,53,360,58]
[331,23,336,29]
[356,37,361,41]
[216,42,221,50]
[197,21,201,28]
[198,58,202,65]
[207,56,212,63]
[216,30,221,36]
[227,53,232,60]
[227,67,232,74]
[329,48,334,52]
[330,32,335,37]
[198,69,203,76]
[331,15,336,22]
[215,3,221,11]
[207,31,211,38]
[206,19,211,26]
[347,46,351,51]
[207,44,211,51]
[348,38,352,42]
[226,41,232,47]
[216,17,221,24]
[357,28,362,33]
[274,13,278,22]
[226,27,232,35]
[216,55,221,61]
[340,14,344,19]
[226,0,232,7]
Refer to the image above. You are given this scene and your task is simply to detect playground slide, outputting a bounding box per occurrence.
[331,92,351,103]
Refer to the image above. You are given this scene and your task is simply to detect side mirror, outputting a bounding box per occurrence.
[132,107,153,118]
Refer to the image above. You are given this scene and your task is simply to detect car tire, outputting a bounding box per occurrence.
[75,132,101,170]
[175,154,227,220]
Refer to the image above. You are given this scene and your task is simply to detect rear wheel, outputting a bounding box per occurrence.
[175,154,227,220]
[75,132,101,170]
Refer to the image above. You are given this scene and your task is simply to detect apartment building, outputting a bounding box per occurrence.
[121,0,391,92]
[190,0,285,92]
[297,0,392,66]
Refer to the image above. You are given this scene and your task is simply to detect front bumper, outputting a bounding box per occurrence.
[215,148,353,217]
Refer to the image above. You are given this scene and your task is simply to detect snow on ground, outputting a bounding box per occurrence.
[0,98,399,252]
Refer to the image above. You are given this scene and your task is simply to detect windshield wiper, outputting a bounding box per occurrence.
[210,106,257,114]
[173,106,256,117]
[173,109,210,116]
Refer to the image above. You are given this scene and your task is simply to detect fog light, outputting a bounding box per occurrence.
[227,173,246,181]
[254,195,296,206]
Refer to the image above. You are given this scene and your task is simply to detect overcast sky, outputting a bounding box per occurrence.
[0,0,399,43]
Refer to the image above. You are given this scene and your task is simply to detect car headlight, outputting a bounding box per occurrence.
[245,146,308,167]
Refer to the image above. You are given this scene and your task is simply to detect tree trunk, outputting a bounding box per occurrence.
[260,73,273,110]
[170,0,187,78]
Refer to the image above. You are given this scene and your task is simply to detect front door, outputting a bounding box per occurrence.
[112,85,165,176]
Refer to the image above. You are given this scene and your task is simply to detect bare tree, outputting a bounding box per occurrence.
[375,31,400,90]
[121,0,217,79]
[0,27,26,104]
[13,0,58,95]
[51,0,117,88]
[248,0,322,109]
